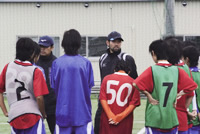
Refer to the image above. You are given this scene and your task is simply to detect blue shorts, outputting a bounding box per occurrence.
[178,130,188,134]
[145,127,178,134]
[54,121,93,134]
[188,125,200,134]
[11,119,46,134]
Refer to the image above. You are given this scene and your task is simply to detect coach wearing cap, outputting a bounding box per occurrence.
[94,31,138,134]
[36,35,57,134]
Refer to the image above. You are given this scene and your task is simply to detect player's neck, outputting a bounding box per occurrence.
[117,70,126,73]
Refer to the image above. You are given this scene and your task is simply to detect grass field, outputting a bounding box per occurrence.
[0,95,146,134]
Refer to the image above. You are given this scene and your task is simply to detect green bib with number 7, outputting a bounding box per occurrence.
[145,65,179,129]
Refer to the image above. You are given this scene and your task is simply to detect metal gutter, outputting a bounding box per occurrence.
[0,0,163,3]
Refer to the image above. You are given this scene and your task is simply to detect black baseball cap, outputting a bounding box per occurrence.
[107,31,124,41]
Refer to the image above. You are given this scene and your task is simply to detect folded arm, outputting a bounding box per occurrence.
[112,104,136,125]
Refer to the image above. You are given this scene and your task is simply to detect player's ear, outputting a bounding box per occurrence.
[186,57,190,62]
[184,57,190,66]
[128,71,131,74]
[151,50,155,56]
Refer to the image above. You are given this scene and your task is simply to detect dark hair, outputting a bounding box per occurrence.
[114,60,130,74]
[183,41,200,55]
[61,29,81,55]
[164,37,183,65]
[183,46,199,67]
[183,41,196,48]
[15,38,35,61]
[149,39,168,60]
[33,42,41,57]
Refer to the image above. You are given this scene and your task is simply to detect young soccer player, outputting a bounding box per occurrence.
[51,29,94,134]
[164,37,194,133]
[99,60,140,134]
[133,39,198,134]
[183,45,200,134]
[0,38,49,134]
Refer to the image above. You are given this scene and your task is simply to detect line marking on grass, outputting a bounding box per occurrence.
[137,127,145,134]
[0,123,8,125]
[134,121,145,123]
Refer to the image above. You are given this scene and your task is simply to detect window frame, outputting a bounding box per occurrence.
[17,35,60,57]
[80,35,107,60]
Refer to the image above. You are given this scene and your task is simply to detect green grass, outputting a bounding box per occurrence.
[132,98,146,134]
[0,96,146,134]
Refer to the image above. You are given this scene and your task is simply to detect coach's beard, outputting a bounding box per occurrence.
[112,48,121,54]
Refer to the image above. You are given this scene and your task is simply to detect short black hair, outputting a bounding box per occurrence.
[183,46,199,67]
[164,37,183,65]
[183,40,196,48]
[61,29,81,55]
[149,39,168,60]
[33,42,41,57]
[15,38,35,61]
[114,60,130,74]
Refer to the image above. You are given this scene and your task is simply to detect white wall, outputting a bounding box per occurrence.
[175,1,200,35]
[0,1,199,82]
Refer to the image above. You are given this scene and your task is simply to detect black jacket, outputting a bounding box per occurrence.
[94,49,138,134]
[36,52,57,115]
[99,49,138,81]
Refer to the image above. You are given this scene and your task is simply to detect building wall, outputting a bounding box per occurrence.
[0,1,199,82]
[175,1,200,35]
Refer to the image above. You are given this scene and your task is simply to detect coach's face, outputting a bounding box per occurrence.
[106,39,122,53]
[40,45,54,56]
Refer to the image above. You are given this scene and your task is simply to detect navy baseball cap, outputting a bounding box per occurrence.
[107,31,124,41]
[38,36,54,47]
